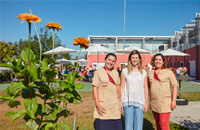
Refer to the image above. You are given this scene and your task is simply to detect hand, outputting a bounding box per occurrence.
[96,104,105,116]
[143,102,149,113]
[171,101,176,110]
[121,103,124,113]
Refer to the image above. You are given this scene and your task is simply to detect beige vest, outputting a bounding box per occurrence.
[92,68,121,119]
[148,69,178,113]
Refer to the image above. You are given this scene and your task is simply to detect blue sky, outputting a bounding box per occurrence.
[1,0,200,58]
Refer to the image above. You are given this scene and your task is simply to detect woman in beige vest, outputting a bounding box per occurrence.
[92,53,122,130]
[148,53,178,130]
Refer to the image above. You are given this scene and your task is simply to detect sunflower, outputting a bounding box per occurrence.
[17,13,41,23]
[73,37,90,49]
[45,22,62,31]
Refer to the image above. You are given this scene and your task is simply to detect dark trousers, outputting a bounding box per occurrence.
[95,118,123,130]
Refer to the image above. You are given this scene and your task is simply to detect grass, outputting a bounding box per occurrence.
[180,92,200,101]
[0,92,189,130]
[178,81,200,92]
[0,81,199,129]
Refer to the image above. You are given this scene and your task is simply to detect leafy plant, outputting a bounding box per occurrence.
[0,70,12,82]
[0,41,18,63]
[0,48,85,129]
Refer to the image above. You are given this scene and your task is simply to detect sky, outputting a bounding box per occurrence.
[1,0,200,58]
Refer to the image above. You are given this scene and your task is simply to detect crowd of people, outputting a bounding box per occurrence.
[92,51,178,130]
[55,65,96,81]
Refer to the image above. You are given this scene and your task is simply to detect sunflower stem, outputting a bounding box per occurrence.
[28,22,31,61]
[52,28,55,58]
[76,47,82,71]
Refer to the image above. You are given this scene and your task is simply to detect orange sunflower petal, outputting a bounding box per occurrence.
[17,13,41,23]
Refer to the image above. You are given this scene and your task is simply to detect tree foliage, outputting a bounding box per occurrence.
[0,41,18,63]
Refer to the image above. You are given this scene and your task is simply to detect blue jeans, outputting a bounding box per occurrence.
[123,105,144,130]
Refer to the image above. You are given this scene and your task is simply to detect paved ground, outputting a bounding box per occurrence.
[170,101,200,130]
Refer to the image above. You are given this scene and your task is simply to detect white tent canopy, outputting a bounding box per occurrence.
[158,48,190,56]
[56,58,72,64]
[79,59,89,64]
[116,46,150,54]
[43,46,77,55]
[156,48,190,67]
[0,67,11,73]
[82,45,115,53]
[82,45,115,69]
[78,59,89,67]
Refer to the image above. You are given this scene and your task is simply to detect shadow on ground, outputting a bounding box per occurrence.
[180,120,200,130]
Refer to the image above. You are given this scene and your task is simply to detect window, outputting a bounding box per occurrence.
[159,45,164,52]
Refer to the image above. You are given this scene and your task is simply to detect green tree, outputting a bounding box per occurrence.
[32,28,62,60]
[18,38,28,54]
[0,41,18,63]
[17,28,65,60]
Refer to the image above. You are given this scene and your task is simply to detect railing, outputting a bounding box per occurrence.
[174,43,197,51]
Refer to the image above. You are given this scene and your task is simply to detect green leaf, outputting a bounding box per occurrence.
[0,96,14,101]
[8,100,21,108]
[41,77,47,82]
[6,55,13,62]
[60,81,70,89]
[26,63,38,80]
[26,119,39,130]
[45,123,55,130]
[67,74,74,83]
[11,109,26,122]
[73,98,78,104]
[6,82,26,97]
[22,88,36,99]
[16,57,22,67]
[69,97,78,104]
[75,83,84,89]
[45,70,57,82]
[20,48,36,62]
[5,111,16,117]
[72,90,82,101]
[0,63,13,68]
[41,104,47,113]
[78,74,86,79]
[24,98,38,119]
[57,123,70,130]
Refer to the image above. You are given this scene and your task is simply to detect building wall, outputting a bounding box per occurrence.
[170,45,200,79]
[86,45,199,79]
[86,54,153,70]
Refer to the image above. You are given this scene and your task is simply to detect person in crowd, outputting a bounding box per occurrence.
[80,69,84,76]
[58,65,62,79]
[120,50,149,130]
[145,65,150,73]
[117,67,121,77]
[93,64,97,71]
[148,53,178,130]
[92,53,122,130]
[86,69,93,82]
[89,65,92,71]
[63,67,68,74]
[82,69,88,82]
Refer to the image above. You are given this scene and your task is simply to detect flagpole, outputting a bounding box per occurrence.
[123,0,126,68]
